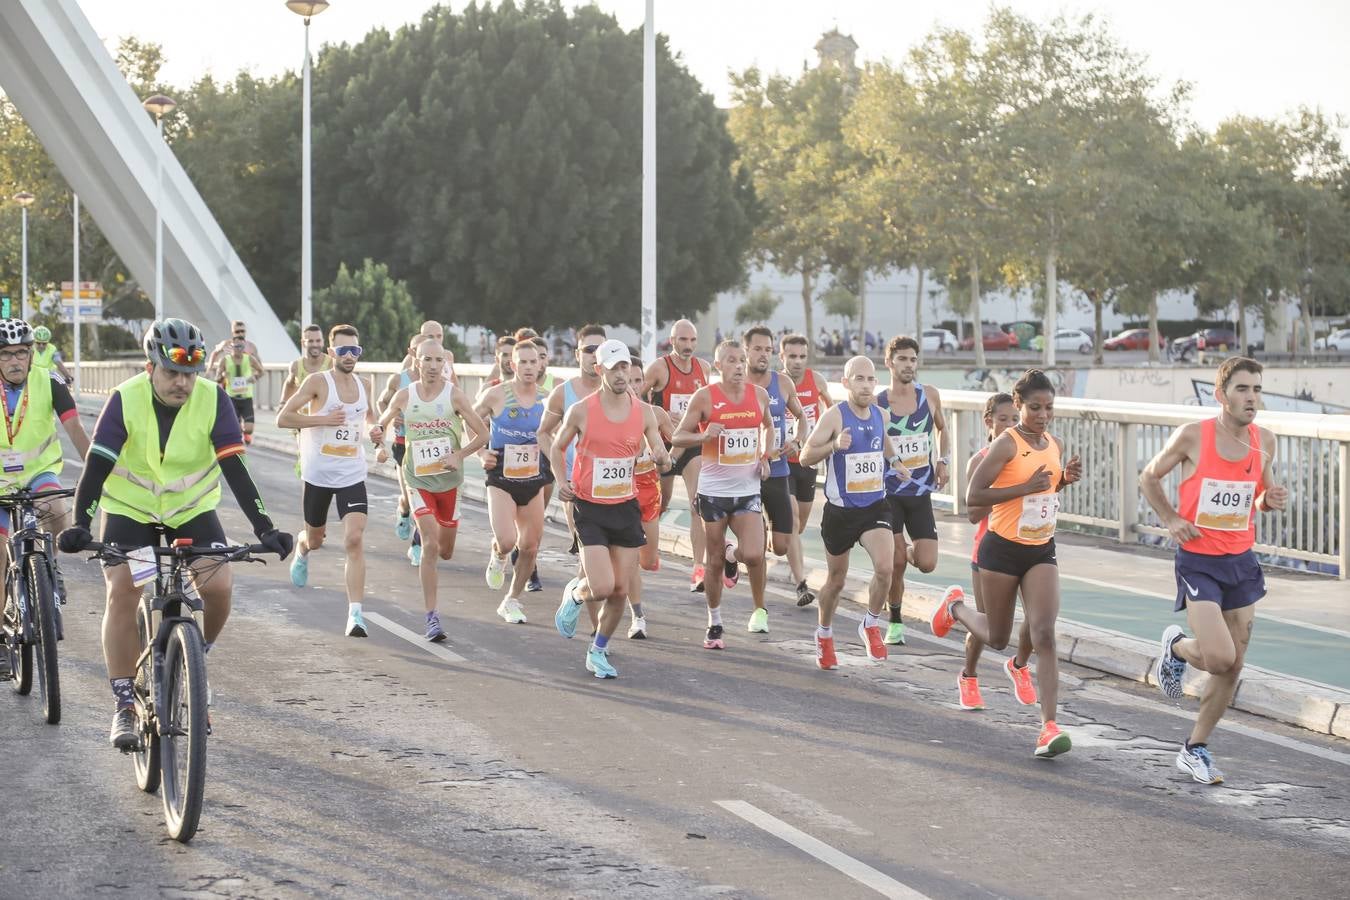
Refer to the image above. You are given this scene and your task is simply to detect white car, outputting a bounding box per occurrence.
[1053,328,1093,354]
[1314,329,1350,352]
[921,328,958,353]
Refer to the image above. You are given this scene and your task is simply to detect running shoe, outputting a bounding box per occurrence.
[1034,721,1072,758]
[815,635,838,670]
[109,706,138,750]
[425,611,447,643]
[408,543,423,567]
[289,551,309,588]
[1155,625,1187,699]
[485,550,508,590]
[703,624,725,649]
[526,568,542,593]
[930,584,965,638]
[497,596,527,625]
[884,621,906,645]
[1005,658,1038,706]
[747,608,769,634]
[395,511,413,541]
[795,580,816,607]
[586,645,618,679]
[689,565,706,593]
[627,616,648,640]
[1176,744,1224,785]
[555,577,583,639]
[345,609,368,638]
[722,543,740,588]
[958,674,985,710]
[858,618,887,661]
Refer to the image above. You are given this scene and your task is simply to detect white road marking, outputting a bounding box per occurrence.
[364,610,467,663]
[715,800,930,899]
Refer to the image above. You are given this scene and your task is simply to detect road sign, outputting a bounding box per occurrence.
[60,280,102,299]
[59,302,102,323]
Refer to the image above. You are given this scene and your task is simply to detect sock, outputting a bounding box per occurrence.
[708,608,723,627]
[110,677,134,708]
[1185,740,1206,751]
[797,580,807,590]
[888,604,903,624]
[594,633,610,650]
[413,530,422,547]
[961,670,976,679]
[510,547,519,564]
[426,609,437,621]
[863,611,880,629]
[349,602,362,616]
[816,626,832,639]
[630,602,644,619]
[203,642,213,655]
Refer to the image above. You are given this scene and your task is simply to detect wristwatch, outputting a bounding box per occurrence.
[935,456,950,465]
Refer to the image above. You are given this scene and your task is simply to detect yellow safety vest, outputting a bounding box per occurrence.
[31,345,57,371]
[224,356,254,399]
[0,374,63,491]
[101,373,222,527]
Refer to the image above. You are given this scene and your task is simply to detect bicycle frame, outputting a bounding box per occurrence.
[134,542,207,740]
[1,490,71,654]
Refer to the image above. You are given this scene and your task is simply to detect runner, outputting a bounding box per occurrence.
[548,339,669,678]
[1140,357,1287,784]
[956,393,1034,710]
[642,319,711,592]
[780,334,832,607]
[206,319,262,374]
[876,335,950,645]
[743,327,808,631]
[376,338,488,642]
[797,356,911,668]
[400,319,459,386]
[377,333,427,565]
[214,336,261,445]
[474,339,553,624]
[931,369,1082,758]
[483,335,516,388]
[626,359,674,639]
[279,324,333,408]
[672,340,775,647]
[276,324,383,638]
[30,325,75,385]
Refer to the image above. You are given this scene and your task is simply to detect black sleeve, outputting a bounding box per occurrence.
[49,377,77,420]
[73,453,115,530]
[219,453,275,536]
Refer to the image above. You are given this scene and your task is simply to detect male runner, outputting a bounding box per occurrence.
[549,339,669,678]
[743,327,808,631]
[475,339,553,624]
[626,365,674,639]
[378,333,427,565]
[876,335,950,645]
[483,336,516,388]
[280,324,333,408]
[643,319,712,592]
[376,338,488,641]
[1141,357,1287,784]
[798,356,911,669]
[215,337,261,445]
[781,334,832,606]
[672,340,775,647]
[277,324,382,637]
[400,319,459,381]
[206,319,262,374]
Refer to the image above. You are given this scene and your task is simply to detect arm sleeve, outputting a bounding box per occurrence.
[49,378,79,423]
[210,385,246,460]
[89,392,128,462]
[218,453,275,536]
[73,452,115,530]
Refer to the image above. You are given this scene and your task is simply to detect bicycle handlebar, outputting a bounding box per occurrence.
[84,541,275,563]
[0,487,77,507]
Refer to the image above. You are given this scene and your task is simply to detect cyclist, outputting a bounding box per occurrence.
[30,325,75,385]
[58,318,294,749]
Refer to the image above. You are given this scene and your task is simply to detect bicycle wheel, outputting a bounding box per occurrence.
[26,555,60,724]
[7,574,32,697]
[158,620,208,843]
[132,602,161,794]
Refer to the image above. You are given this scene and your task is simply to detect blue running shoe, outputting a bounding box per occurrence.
[585,644,617,679]
[290,552,309,587]
[395,512,413,541]
[425,611,447,643]
[526,568,542,593]
[1155,625,1187,699]
[408,543,423,567]
[345,609,368,638]
[555,577,583,639]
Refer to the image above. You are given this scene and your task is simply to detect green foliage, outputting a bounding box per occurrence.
[819,284,859,325]
[311,259,422,361]
[734,286,781,325]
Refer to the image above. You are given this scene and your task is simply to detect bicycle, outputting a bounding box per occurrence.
[78,536,275,844]
[0,486,75,725]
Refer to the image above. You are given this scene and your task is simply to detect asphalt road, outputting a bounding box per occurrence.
[3,444,1348,899]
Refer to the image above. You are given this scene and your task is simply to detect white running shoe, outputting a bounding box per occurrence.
[485,551,509,590]
[496,596,527,624]
[627,616,648,639]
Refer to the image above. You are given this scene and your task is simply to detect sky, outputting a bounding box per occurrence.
[78,0,1350,136]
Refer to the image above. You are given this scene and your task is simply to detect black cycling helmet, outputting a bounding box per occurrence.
[144,317,207,374]
[0,319,35,347]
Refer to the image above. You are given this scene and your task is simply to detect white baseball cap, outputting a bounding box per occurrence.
[595,339,632,369]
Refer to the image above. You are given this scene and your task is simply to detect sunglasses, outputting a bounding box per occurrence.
[162,344,205,366]
[334,345,363,357]
[580,344,600,355]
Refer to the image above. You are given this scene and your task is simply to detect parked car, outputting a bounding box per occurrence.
[1172,327,1238,361]
[1104,328,1165,351]
[960,323,1019,351]
[1313,329,1350,352]
[920,328,958,353]
[1038,328,1093,354]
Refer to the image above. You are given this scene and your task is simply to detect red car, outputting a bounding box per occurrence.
[960,323,1019,351]
[1104,328,1164,351]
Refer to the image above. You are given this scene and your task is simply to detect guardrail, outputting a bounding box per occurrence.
[74,360,1347,578]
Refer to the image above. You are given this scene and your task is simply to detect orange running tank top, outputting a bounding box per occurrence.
[571,392,645,505]
[1177,418,1263,556]
[988,428,1063,546]
[661,355,707,420]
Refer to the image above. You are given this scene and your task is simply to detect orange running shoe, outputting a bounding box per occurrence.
[957,674,984,710]
[858,619,887,661]
[930,585,964,637]
[1035,721,1072,758]
[689,565,706,593]
[816,635,838,670]
[1005,657,1038,706]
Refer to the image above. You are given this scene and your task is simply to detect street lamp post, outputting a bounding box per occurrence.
[286,0,330,330]
[13,191,34,320]
[142,93,177,320]
[640,0,656,365]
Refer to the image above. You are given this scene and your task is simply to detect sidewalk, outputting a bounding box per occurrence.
[81,397,1350,740]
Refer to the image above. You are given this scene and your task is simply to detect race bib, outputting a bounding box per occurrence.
[1196,478,1256,531]
[718,428,759,466]
[320,422,362,458]
[668,393,693,418]
[635,450,656,476]
[502,443,540,480]
[894,433,931,471]
[128,546,158,587]
[0,449,23,474]
[410,436,454,476]
[1018,493,1060,541]
[592,456,635,499]
[229,376,250,393]
[845,451,884,494]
